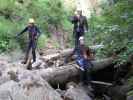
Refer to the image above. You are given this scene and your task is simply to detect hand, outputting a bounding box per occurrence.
[74,11,77,15]
[34,36,37,40]
[85,30,88,33]
[15,34,19,39]
[80,67,85,71]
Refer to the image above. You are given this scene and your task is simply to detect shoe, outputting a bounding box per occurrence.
[31,59,36,64]
[21,60,27,64]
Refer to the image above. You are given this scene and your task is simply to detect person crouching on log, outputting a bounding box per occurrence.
[16,18,41,64]
[76,36,94,85]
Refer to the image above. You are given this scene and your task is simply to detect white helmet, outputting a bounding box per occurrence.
[28,18,35,24]
[76,8,82,12]
[79,36,84,41]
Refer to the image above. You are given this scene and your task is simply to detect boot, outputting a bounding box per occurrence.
[21,55,28,64]
[32,49,36,63]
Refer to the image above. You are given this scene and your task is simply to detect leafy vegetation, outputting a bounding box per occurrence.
[0,0,132,96]
[0,0,132,62]
[0,0,72,52]
[87,0,133,64]
[86,0,133,94]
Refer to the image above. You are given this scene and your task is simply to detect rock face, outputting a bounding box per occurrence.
[0,46,122,100]
[107,85,127,100]
[64,82,92,100]
[127,95,133,100]
[64,87,92,100]
[0,80,63,100]
[0,75,10,85]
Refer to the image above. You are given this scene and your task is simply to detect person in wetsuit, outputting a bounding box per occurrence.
[17,18,41,64]
[70,9,88,52]
[76,36,94,85]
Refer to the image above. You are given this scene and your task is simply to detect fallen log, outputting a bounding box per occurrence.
[40,45,104,62]
[40,48,73,62]
[90,81,113,86]
[40,58,113,84]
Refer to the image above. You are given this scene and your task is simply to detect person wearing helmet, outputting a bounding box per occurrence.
[64,9,88,64]
[17,18,41,64]
[70,9,88,53]
[76,36,94,85]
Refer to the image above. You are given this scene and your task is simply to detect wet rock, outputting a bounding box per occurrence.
[107,85,127,100]
[0,80,63,100]
[0,75,10,85]
[0,90,13,100]
[8,70,19,82]
[127,95,133,100]
[64,82,92,100]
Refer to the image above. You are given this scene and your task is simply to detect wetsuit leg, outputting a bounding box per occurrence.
[31,40,36,62]
[74,33,83,58]
[80,59,93,85]
[22,41,32,64]
[32,49,36,62]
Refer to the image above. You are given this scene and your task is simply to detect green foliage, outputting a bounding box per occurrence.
[88,0,133,64]
[0,0,15,11]
[0,16,18,52]
[37,34,49,49]
[86,0,133,94]
[0,0,71,52]
[127,76,133,96]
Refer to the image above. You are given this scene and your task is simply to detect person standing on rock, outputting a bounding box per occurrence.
[16,18,41,64]
[70,9,88,54]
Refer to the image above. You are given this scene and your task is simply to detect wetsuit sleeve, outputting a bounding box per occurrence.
[36,26,41,37]
[70,16,77,24]
[17,27,28,36]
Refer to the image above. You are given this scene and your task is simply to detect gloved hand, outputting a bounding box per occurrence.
[76,57,84,67]
[15,34,20,41]
[34,36,38,40]
[76,57,85,71]
[80,66,85,71]
[15,34,19,38]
